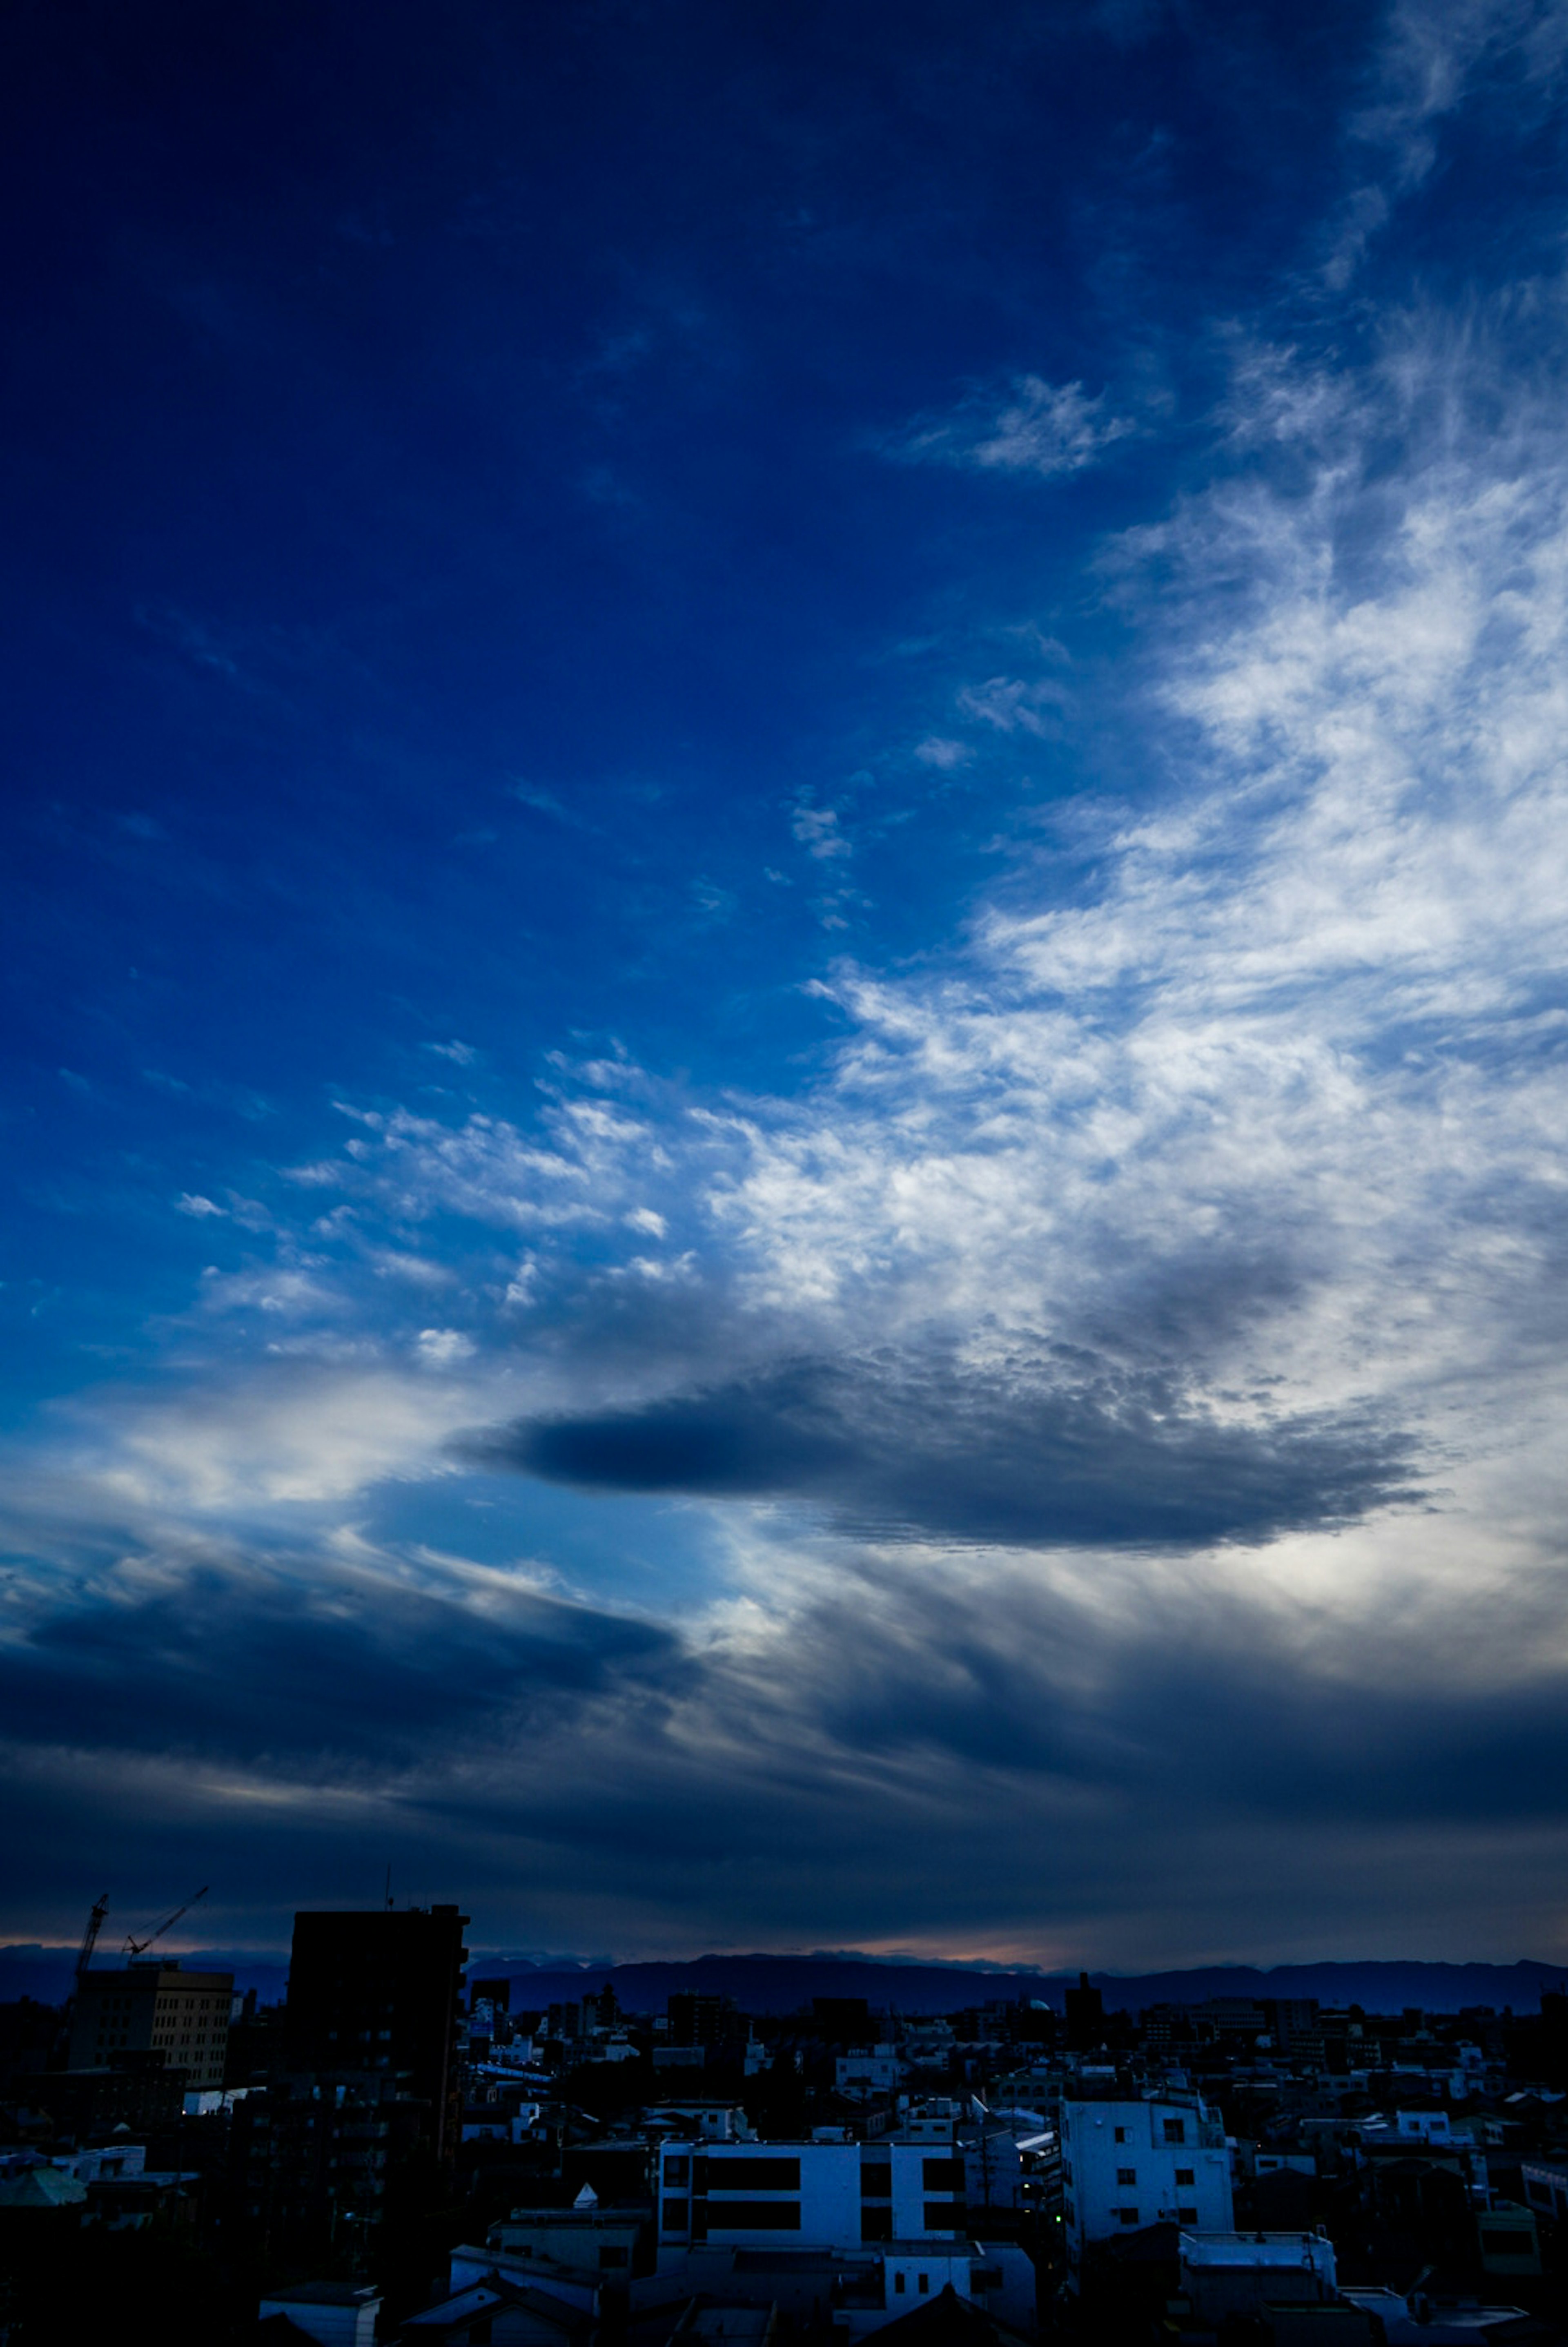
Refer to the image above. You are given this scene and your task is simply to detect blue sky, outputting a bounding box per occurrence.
[5,0,1568,1965]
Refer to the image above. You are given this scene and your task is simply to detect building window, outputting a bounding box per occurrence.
[703,2157,801,2190]
[1163,2119,1186,2145]
[1175,2169,1194,2186]
[700,2201,802,2231]
[894,2274,906,2295]
[666,2157,690,2187]
[1114,2127,1127,2144]
[1178,2207,1198,2225]
[1116,2168,1136,2186]
[1118,2209,1139,2226]
[918,2276,929,2295]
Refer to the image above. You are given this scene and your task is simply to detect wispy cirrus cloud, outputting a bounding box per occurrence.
[888,374,1135,480]
[11,269,1568,1965]
[1324,0,1568,283]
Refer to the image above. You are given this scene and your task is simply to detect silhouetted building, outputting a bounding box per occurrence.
[812,1996,871,2046]
[669,1992,740,2048]
[284,1905,469,2163]
[1064,1972,1104,2049]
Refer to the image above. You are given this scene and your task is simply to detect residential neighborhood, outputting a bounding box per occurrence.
[4,1921,1568,2344]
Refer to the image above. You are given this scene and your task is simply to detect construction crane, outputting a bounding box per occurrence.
[76,1893,109,1983]
[122,1884,208,1959]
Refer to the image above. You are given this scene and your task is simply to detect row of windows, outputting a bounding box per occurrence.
[661,2199,965,2242]
[1114,2206,1199,2227]
[1114,2165,1196,2187]
[666,2155,963,2195]
[1091,2117,1188,2148]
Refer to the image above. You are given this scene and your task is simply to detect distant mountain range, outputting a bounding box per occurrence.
[2,1943,1564,2016]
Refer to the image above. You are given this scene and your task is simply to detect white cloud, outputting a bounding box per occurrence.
[176,1193,225,1218]
[791,802,851,860]
[955,674,1071,738]
[1325,0,1568,282]
[417,1327,477,1367]
[895,375,1134,480]
[913,737,973,770]
[679,325,1568,1587]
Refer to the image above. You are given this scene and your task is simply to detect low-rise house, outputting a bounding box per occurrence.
[1339,2287,1538,2344]
[400,2276,594,2347]
[1519,2155,1568,2223]
[1176,2228,1337,2325]
[838,2049,907,2095]
[1474,2195,1540,2280]
[648,2104,756,2143]
[479,2203,651,2286]
[256,2281,381,2347]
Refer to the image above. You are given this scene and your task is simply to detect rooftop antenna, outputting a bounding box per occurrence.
[384,1866,394,1912]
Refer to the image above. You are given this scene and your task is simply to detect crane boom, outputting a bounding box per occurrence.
[123,1883,208,1958]
[76,1894,109,1982]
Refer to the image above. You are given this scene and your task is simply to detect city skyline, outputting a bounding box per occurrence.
[4,0,1568,1968]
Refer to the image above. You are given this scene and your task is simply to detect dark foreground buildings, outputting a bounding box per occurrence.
[6,1921,1568,2345]
[281,1905,470,2166]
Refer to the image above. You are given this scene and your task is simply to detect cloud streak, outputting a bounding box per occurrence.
[8,4,1568,1963]
[466,1352,1420,1549]
[890,375,1134,480]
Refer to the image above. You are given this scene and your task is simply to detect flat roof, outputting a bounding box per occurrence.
[1180,2232,1332,2267]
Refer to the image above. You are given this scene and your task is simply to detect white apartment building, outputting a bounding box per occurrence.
[1059,2096,1232,2283]
[836,2044,905,2093]
[656,2137,968,2261]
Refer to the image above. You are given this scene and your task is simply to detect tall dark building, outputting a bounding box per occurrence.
[284,1905,468,2162]
[668,1991,739,2048]
[1064,1970,1105,2049]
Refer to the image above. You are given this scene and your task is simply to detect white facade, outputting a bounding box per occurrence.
[50,2144,146,2183]
[894,2099,962,2143]
[836,2045,905,2093]
[1522,2160,1568,2223]
[647,2102,754,2141]
[486,2209,644,2277]
[656,2138,967,2262]
[1395,2110,1453,2143]
[1060,2097,1232,2281]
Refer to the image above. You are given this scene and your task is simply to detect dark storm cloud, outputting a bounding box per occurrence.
[0,1559,683,1768]
[778,1557,1568,1832]
[459,1352,1421,1548]
[5,1514,1567,1956]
